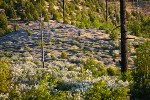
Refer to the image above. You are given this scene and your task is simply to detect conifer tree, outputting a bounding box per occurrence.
[131,41,150,100]
[6,6,17,19]
[0,13,8,30]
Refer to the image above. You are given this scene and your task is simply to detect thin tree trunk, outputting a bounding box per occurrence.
[63,0,65,23]
[114,0,117,26]
[120,0,128,73]
[106,0,108,23]
[40,0,44,68]
[136,0,139,20]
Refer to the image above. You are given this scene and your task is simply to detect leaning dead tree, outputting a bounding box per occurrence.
[120,0,128,73]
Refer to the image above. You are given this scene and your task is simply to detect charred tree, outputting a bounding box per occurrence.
[40,0,44,68]
[120,0,128,73]
[106,0,108,23]
[63,0,65,23]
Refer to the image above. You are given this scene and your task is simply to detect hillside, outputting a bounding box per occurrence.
[0,20,148,99]
[0,0,150,100]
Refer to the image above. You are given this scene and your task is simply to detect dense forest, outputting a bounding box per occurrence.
[0,0,150,100]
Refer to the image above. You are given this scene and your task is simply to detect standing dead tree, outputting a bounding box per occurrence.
[106,0,108,23]
[63,0,65,23]
[120,0,128,73]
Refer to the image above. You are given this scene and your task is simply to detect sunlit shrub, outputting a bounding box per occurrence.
[107,66,118,76]
[84,58,107,77]
[0,58,12,93]
[61,52,68,59]
[131,41,150,100]
[14,24,19,31]
[84,81,129,100]
[2,52,12,58]
[109,30,119,41]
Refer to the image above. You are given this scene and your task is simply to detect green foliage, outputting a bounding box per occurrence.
[44,13,49,22]
[0,58,12,93]
[120,71,132,82]
[0,13,8,30]
[64,18,70,24]
[52,10,61,22]
[84,58,107,77]
[33,10,39,20]
[51,55,57,60]
[20,74,68,100]
[25,46,31,52]
[1,0,149,33]
[0,28,12,37]
[84,81,129,100]
[128,13,150,38]
[61,51,68,59]
[107,66,118,76]
[126,11,131,21]
[131,41,150,100]
[26,12,34,21]
[106,29,111,34]
[51,38,55,42]
[37,41,42,46]
[99,22,114,31]
[128,20,142,37]
[0,28,5,37]
[68,66,74,71]
[9,83,22,99]
[22,75,53,99]
[20,11,27,20]
[6,28,13,33]
[14,23,19,31]
[24,29,32,36]
[109,30,119,41]
[141,17,150,38]
[5,6,17,19]
[2,52,12,58]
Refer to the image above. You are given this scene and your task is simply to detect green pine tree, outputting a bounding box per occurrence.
[132,41,150,100]
[0,13,8,30]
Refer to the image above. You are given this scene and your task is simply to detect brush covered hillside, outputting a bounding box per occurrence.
[0,0,150,100]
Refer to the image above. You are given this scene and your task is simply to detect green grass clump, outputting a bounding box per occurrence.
[61,52,68,59]
[2,52,12,58]
[24,29,32,36]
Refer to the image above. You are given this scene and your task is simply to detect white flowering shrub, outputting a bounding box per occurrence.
[0,56,130,100]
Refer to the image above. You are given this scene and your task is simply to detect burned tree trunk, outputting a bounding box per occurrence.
[120,0,128,73]
[106,0,108,23]
[63,0,65,23]
[40,0,44,68]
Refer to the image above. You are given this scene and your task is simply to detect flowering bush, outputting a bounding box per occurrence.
[0,56,130,100]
